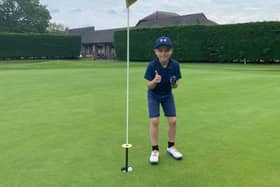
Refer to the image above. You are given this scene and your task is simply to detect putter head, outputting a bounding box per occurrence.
[121,166,133,173]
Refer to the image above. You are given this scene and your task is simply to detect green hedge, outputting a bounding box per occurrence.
[114,22,280,63]
[0,33,81,59]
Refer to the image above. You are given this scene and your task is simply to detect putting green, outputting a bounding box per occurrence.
[0,59,279,187]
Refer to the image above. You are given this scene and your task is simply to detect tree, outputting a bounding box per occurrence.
[0,0,51,33]
[47,22,66,33]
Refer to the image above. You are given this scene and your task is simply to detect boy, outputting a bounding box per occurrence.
[144,36,183,165]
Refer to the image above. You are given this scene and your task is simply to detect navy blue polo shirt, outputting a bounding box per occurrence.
[144,58,182,96]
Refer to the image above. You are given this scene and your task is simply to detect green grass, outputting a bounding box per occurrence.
[0,59,280,187]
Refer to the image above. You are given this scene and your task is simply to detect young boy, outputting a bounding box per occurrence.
[144,36,183,164]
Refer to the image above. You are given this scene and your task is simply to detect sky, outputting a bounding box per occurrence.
[40,0,280,30]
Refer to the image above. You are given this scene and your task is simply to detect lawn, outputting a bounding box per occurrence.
[0,59,279,187]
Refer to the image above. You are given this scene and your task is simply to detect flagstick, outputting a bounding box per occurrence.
[121,6,133,173]
[126,6,129,148]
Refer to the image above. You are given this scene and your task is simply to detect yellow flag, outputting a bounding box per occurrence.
[126,0,137,8]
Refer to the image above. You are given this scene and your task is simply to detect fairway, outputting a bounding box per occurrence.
[0,59,280,187]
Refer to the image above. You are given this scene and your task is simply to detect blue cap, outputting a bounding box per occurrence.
[154,36,173,49]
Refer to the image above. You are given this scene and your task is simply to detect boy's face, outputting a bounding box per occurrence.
[154,46,173,63]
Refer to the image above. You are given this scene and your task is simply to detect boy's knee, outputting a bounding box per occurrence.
[150,117,160,126]
[168,117,176,126]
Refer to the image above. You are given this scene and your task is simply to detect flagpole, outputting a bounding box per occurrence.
[126,7,130,146]
[121,5,133,173]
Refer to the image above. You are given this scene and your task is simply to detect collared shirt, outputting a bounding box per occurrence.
[144,58,182,96]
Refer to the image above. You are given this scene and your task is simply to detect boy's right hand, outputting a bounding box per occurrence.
[153,71,161,83]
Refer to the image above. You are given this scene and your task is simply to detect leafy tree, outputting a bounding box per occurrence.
[0,0,51,33]
[47,22,66,33]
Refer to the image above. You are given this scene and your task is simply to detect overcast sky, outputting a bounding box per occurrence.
[40,0,280,30]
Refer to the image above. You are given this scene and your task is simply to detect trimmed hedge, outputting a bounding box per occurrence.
[114,22,280,63]
[0,33,81,59]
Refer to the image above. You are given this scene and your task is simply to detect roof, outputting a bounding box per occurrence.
[92,29,121,43]
[140,11,180,21]
[136,12,217,27]
[69,27,123,44]
[69,27,95,44]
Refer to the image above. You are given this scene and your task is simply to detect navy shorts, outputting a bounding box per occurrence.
[147,91,176,118]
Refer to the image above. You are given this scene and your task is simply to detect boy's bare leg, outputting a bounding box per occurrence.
[150,117,160,146]
[167,117,176,143]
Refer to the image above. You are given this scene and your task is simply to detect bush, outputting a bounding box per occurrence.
[0,33,81,59]
[114,22,280,63]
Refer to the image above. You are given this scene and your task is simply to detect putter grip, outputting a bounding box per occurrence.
[170,76,177,85]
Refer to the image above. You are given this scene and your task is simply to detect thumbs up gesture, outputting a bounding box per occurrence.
[153,70,162,83]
